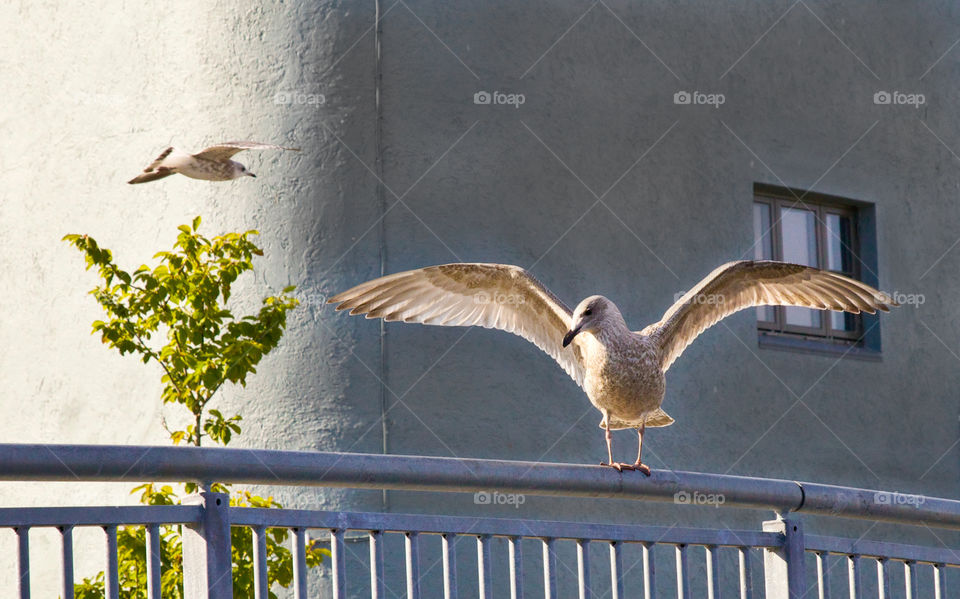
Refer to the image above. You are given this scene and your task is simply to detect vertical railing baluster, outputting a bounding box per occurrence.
[441,533,458,599]
[16,526,30,599]
[675,544,690,599]
[509,536,524,599]
[145,524,162,599]
[542,538,557,599]
[104,525,120,599]
[705,545,720,599]
[876,558,890,599]
[291,528,308,599]
[60,525,74,599]
[251,526,268,599]
[903,561,918,599]
[815,551,830,599]
[933,563,947,599]
[847,555,861,599]
[406,532,421,599]
[328,529,344,599]
[478,535,493,599]
[642,541,657,599]
[577,540,591,599]
[609,541,623,599]
[739,547,753,599]
[371,531,386,599]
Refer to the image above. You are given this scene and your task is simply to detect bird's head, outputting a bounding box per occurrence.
[234,163,256,178]
[563,295,623,347]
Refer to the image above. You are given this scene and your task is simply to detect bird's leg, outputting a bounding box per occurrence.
[600,411,639,472]
[632,424,651,477]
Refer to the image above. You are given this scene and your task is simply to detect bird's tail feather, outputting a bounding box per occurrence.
[128,169,175,184]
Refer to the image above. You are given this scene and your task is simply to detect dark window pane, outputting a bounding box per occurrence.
[826,213,853,272]
[753,202,775,322]
[781,207,820,328]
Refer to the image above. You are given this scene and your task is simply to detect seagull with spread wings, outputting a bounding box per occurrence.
[127,141,299,184]
[329,261,897,475]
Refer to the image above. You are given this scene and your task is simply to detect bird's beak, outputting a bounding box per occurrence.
[562,324,582,348]
[247,172,256,178]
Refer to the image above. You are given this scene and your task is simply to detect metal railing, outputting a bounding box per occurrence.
[0,443,958,598]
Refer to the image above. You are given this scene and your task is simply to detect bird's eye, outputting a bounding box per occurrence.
[583,309,592,316]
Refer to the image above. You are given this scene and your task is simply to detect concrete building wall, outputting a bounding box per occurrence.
[1,0,959,595]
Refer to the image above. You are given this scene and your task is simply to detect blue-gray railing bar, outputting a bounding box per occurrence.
[675,543,690,599]
[371,530,387,599]
[251,525,268,599]
[478,534,493,599]
[543,538,558,599]
[763,516,807,598]
[406,531,421,599]
[16,526,29,599]
[60,525,74,599]
[905,561,919,599]
[848,554,862,599]
[878,557,891,599]
[295,527,310,599]
[935,563,947,598]
[440,532,456,599]
[1,444,958,531]
[0,504,199,527]
[508,535,523,599]
[805,534,960,566]
[642,541,656,599]
[104,525,120,599]
[705,544,719,599]
[608,541,623,599]
[576,539,590,599]
[146,523,162,599]
[738,546,753,599]
[228,507,781,549]
[814,551,829,599]
[182,491,231,599]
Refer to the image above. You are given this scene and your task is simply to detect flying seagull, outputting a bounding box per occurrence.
[329,261,897,475]
[127,141,299,184]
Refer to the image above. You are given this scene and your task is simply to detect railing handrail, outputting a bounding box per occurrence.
[1,443,957,530]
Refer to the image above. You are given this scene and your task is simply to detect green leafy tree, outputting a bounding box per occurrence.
[65,218,328,598]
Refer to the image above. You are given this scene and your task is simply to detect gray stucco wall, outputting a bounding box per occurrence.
[2,0,959,595]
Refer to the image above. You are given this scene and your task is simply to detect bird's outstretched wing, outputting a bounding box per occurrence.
[642,260,897,371]
[328,263,587,387]
[192,141,300,162]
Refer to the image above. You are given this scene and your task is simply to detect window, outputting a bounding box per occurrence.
[753,186,868,345]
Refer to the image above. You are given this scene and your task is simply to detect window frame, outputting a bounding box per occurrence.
[754,189,863,343]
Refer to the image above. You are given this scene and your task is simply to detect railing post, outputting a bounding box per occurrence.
[763,513,807,599]
[182,491,232,599]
